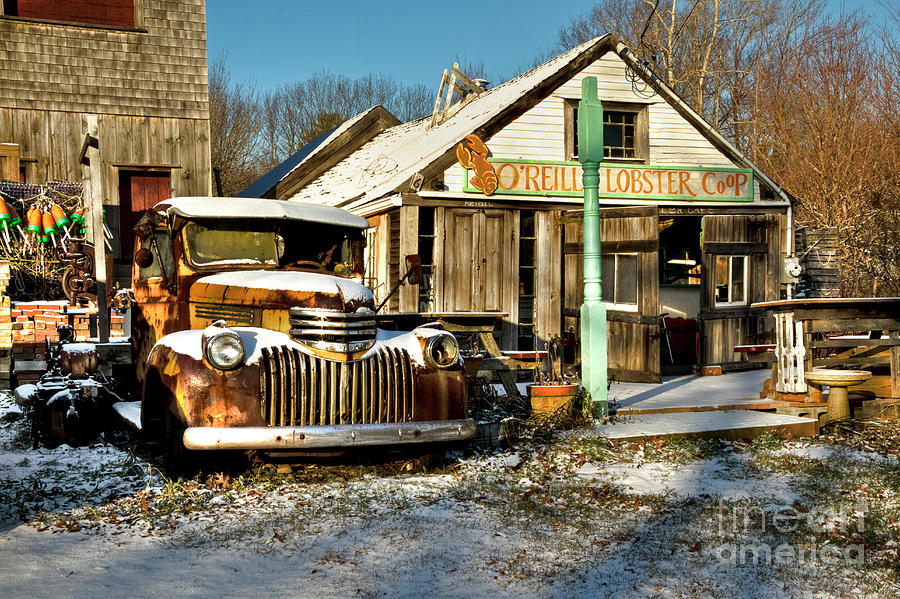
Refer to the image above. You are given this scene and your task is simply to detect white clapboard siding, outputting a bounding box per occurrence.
[444,51,742,193]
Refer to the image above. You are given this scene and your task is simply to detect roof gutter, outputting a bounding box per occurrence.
[614,42,794,208]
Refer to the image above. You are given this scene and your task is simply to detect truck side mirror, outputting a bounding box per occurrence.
[405,254,423,285]
[135,247,154,269]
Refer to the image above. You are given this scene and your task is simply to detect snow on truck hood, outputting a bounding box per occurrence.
[192,270,374,306]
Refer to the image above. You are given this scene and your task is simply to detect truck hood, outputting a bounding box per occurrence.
[191,270,375,312]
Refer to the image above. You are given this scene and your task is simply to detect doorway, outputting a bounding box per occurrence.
[658,216,702,374]
[117,171,170,261]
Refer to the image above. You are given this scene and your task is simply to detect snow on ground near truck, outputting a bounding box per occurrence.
[2,390,900,598]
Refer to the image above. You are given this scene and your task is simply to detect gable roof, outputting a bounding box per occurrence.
[284,34,792,212]
[287,35,620,209]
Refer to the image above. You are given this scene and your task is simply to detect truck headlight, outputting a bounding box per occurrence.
[205,331,245,370]
[424,334,459,369]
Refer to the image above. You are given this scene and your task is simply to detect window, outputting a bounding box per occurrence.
[601,253,639,311]
[137,231,174,281]
[714,255,748,306]
[417,207,436,312]
[1,0,136,29]
[518,210,536,350]
[604,111,637,159]
[565,100,649,163]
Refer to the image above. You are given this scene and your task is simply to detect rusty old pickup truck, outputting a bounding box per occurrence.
[130,197,473,467]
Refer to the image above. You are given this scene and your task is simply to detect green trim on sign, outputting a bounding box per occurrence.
[460,160,755,202]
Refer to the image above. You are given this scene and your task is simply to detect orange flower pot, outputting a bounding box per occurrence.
[528,383,579,415]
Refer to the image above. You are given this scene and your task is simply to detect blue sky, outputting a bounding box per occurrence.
[206,1,894,93]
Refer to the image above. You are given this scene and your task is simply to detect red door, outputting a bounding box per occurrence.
[119,171,170,261]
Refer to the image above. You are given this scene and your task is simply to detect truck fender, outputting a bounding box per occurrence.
[143,328,276,430]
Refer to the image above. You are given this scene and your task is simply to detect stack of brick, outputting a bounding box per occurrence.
[10,300,126,386]
[0,262,11,387]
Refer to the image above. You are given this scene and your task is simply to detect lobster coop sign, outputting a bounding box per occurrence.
[460,158,753,202]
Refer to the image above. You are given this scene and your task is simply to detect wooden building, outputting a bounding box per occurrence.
[0,0,211,280]
[247,35,795,383]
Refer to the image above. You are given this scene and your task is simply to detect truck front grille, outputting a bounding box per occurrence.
[259,346,416,426]
[288,307,376,353]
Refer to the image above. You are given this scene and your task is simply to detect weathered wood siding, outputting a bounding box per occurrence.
[0,0,208,120]
[533,210,562,350]
[795,227,840,298]
[563,206,661,382]
[443,52,758,199]
[700,213,785,367]
[439,208,519,347]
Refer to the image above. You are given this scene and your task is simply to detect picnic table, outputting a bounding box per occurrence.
[751,297,900,400]
[375,312,538,396]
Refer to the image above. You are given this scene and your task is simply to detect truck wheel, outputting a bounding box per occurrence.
[165,410,199,478]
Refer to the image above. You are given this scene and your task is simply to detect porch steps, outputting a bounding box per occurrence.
[615,398,788,416]
[594,410,818,442]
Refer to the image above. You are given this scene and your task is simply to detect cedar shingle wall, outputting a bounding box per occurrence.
[0,0,209,120]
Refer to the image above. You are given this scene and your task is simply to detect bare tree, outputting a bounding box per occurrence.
[208,53,265,196]
[557,0,818,137]
[261,71,434,162]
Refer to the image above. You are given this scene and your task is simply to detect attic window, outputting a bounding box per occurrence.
[1,0,136,29]
[565,100,649,164]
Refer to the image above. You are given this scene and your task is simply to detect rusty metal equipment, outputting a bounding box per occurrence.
[60,238,114,304]
[13,325,121,448]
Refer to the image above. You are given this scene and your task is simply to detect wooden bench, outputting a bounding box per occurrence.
[734,344,776,363]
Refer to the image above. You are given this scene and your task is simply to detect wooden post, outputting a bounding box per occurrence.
[80,115,110,343]
[891,330,900,398]
[577,77,608,416]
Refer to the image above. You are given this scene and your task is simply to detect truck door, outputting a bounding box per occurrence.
[131,227,178,384]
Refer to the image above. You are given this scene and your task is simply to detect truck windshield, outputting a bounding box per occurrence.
[182,220,365,274]
[183,222,277,267]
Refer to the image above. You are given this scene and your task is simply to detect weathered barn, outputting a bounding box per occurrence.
[245,35,796,382]
[0,0,211,281]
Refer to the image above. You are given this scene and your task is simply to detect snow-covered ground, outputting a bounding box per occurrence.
[1,391,899,599]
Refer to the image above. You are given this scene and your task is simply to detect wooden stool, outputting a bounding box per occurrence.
[804,370,872,423]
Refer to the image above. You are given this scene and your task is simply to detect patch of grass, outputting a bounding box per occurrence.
[735,442,900,573]
[571,435,729,466]
[822,418,900,458]
[746,430,787,454]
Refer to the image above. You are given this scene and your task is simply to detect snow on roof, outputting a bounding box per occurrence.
[159,197,369,229]
[287,35,614,209]
[282,106,389,181]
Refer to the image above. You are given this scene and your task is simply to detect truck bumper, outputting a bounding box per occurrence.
[182,418,477,450]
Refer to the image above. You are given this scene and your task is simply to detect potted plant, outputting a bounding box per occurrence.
[527,336,580,415]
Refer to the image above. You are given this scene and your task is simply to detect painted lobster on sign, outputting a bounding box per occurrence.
[455,134,498,196]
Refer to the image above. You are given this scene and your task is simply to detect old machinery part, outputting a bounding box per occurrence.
[58,343,100,379]
[15,326,116,448]
[288,307,376,353]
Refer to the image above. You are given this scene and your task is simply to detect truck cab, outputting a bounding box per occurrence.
[130,197,473,466]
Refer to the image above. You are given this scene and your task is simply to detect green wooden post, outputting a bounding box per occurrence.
[578,77,608,416]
